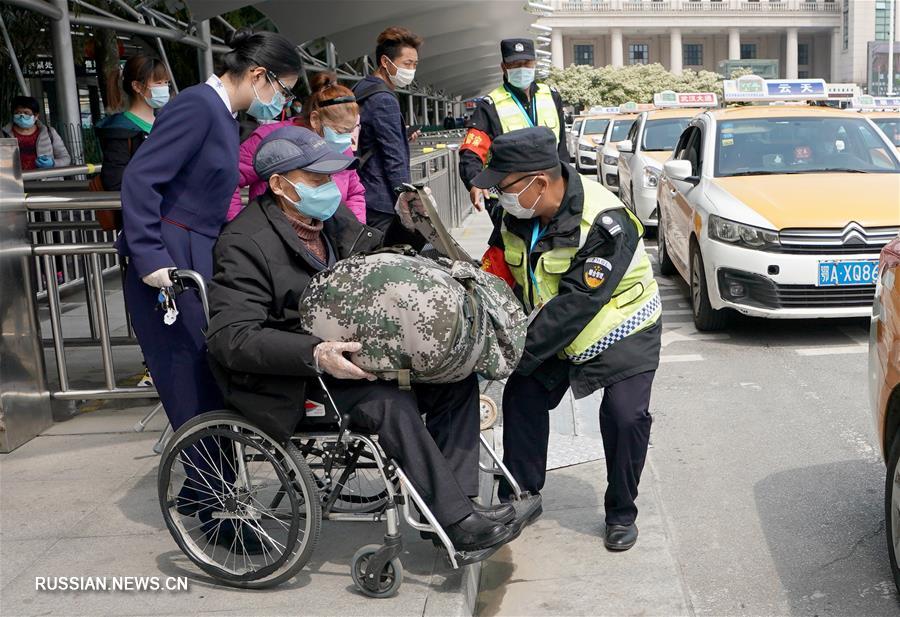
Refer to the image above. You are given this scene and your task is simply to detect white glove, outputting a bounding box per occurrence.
[394,186,432,230]
[142,268,173,289]
[314,341,376,381]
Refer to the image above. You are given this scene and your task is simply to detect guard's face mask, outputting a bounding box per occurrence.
[498,175,543,219]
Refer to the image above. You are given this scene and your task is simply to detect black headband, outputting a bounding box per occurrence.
[319,95,357,107]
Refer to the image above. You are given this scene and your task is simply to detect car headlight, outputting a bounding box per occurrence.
[578,143,595,152]
[642,167,659,188]
[708,214,780,250]
[602,154,619,166]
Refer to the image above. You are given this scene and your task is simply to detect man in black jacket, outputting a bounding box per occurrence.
[471,127,661,552]
[206,126,515,552]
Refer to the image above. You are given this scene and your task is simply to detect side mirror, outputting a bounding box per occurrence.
[664,160,699,185]
[617,139,633,153]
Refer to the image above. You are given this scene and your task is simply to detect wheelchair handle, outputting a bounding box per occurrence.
[168,268,211,325]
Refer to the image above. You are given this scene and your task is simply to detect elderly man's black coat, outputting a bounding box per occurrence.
[206,193,384,441]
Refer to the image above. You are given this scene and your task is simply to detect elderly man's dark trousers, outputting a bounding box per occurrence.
[498,370,654,526]
[328,375,481,526]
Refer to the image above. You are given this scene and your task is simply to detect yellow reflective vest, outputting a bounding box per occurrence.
[489,83,559,138]
[501,180,661,364]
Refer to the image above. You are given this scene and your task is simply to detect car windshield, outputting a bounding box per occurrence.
[872,117,900,147]
[610,120,635,142]
[583,118,610,135]
[641,118,692,151]
[714,116,900,177]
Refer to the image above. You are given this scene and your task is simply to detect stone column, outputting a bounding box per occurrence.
[785,27,799,79]
[611,28,624,67]
[728,28,741,60]
[830,27,841,82]
[551,28,564,69]
[670,28,683,75]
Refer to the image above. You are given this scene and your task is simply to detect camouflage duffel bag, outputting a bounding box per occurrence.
[298,249,527,386]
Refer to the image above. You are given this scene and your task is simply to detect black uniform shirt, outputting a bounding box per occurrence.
[498,164,661,395]
[459,79,570,190]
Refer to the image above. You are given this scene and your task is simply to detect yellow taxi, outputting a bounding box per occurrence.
[856,96,900,149]
[656,77,900,330]
[617,92,718,227]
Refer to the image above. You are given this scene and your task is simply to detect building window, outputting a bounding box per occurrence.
[799,70,810,78]
[740,43,757,59]
[876,1,891,41]
[842,0,849,50]
[574,44,594,66]
[798,43,809,65]
[628,43,649,65]
[683,44,703,66]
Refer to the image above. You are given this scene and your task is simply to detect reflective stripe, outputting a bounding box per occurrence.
[566,293,662,364]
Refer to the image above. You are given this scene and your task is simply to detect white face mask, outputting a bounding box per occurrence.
[498,175,542,219]
[387,58,416,87]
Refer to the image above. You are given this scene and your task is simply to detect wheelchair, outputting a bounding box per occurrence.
[157,270,539,597]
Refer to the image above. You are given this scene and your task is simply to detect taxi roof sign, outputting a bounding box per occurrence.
[723,75,828,102]
[619,101,655,113]
[652,90,718,108]
[856,96,900,111]
[825,82,861,100]
[588,106,621,114]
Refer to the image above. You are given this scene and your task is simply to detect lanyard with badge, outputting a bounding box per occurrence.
[506,85,536,127]
[526,220,547,320]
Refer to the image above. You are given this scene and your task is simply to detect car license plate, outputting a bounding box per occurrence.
[817,260,879,287]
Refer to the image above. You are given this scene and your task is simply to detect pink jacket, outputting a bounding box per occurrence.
[227,119,366,223]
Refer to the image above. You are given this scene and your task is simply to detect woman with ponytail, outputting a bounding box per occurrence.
[95,55,171,193]
[227,71,366,223]
[117,28,301,552]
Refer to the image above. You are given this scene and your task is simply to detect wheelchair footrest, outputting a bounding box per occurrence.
[453,543,504,567]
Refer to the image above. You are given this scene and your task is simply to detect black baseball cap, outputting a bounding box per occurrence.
[501,38,536,63]
[253,125,357,180]
[471,127,559,189]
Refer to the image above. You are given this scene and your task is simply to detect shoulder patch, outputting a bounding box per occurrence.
[583,256,611,289]
[599,213,623,236]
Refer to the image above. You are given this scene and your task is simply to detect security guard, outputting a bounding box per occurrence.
[471,127,661,552]
[459,38,569,212]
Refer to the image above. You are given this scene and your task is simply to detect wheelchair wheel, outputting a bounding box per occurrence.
[158,411,321,588]
[480,395,499,431]
[351,544,403,598]
[297,437,391,514]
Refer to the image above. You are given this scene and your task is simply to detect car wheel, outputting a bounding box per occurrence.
[656,206,677,276]
[885,429,900,592]
[690,243,730,331]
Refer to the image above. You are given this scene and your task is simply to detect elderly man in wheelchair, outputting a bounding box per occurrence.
[156,126,534,595]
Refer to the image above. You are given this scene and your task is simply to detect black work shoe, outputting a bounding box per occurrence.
[446,512,513,551]
[472,501,516,525]
[604,523,638,551]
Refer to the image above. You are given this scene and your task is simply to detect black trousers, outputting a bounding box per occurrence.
[327,375,480,526]
[498,370,655,526]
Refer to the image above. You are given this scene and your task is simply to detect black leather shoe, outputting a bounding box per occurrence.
[446,512,513,551]
[604,523,638,551]
[472,501,516,525]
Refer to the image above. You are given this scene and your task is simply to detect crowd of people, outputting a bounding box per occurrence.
[16,24,660,556]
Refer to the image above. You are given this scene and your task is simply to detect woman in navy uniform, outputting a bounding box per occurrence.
[118,28,301,432]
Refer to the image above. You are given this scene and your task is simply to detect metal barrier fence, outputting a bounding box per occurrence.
[20,149,472,405]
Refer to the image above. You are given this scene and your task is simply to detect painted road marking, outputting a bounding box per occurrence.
[795,345,867,356]
[660,354,704,363]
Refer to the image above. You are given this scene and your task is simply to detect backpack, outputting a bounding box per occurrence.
[297,186,527,387]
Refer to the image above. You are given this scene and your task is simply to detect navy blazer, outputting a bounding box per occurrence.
[117,83,240,279]
[353,76,410,214]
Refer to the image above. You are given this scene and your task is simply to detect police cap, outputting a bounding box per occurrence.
[471,127,558,189]
[501,38,535,63]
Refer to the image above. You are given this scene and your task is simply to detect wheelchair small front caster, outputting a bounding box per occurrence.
[351,544,403,598]
[479,395,499,431]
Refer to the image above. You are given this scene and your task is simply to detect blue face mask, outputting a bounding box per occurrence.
[283,177,341,221]
[248,74,286,120]
[323,126,353,153]
[507,67,536,90]
[144,85,170,109]
[13,113,35,129]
